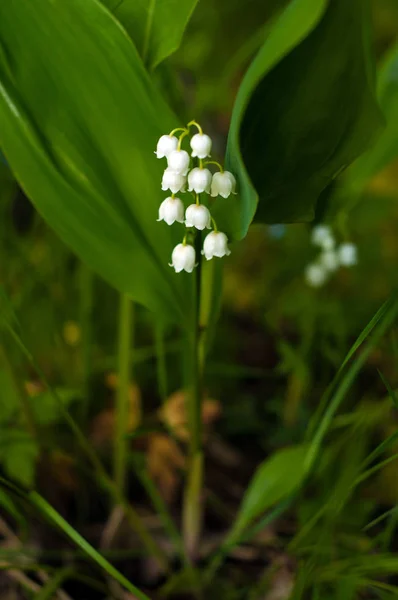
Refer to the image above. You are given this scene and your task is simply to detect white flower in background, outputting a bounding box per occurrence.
[211,171,237,198]
[311,224,335,250]
[338,242,358,267]
[169,243,196,273]
[157,196,185,226]
[202,231,231,260]
[155,135,178,159]
[190,133,212,159]
[185,204,211,230]
[187,167,212,194]
[167,149,190,175]
[320,249,339,272]
[161,168,187,194]
[305,263,328,288]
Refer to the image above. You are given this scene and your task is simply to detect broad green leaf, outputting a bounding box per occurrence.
[103,0,199,70]
[347,39,398,190]
[233,445,308,534]
[0,0,192,327]
[218,0,382,238]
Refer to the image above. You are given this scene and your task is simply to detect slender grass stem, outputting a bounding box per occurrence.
[5,323,168,571]
[114,294,134,495]
[0,346,37,438]
[78,263,94,426]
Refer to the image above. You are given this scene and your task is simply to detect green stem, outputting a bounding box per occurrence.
[114,294,134,495]
[203,160,223,172]
[187,120,203,135]
[78,263,94,426]
[5,323,168,571]
[182,234,205,558]
[178,130,190,150]
[169,127,188,137]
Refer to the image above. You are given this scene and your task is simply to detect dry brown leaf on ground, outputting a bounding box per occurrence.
[159,389,221,441]
[147,433,185,503]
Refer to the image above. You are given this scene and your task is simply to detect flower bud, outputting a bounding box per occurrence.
[320,250,339,272]
[167,149,190,175]
[169,243,196,273]
[155,135,178,159]
[187,167,212,194]
[210,171,237,198]
[162,168,187,194]
[202,231,231,260]
[190,133,212,159]
[311,225,334,250]
[157,196,185,226]
[338,242,358,267]
[185,204,211,230]
[305,263,328,287]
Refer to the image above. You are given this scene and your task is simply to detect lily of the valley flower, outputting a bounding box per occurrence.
[305,263,328,288]
[188,167,212,194]
[320,250,339,272]
[311,225,334,250]
[169,243,196,273]
[338,242,358,267]
[155,135,178,159]
[211,171,237,198]
[162,168,187,194]
[185,204,211,230]
[202,231,231,260]
[190,133,212,159]
[158,196,185,226]
[167,149,190,175]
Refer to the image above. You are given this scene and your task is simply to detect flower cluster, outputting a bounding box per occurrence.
[155,121,236,273]
[305,225,358,288]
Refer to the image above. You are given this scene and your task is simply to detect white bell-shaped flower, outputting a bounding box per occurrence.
[311,225,335,250]
[161,168,187,194]
[305,263,328,288]
[185,204,211,230]
[210,171,237,198]
[320,250,339,272]
[157,196,185,226]
[190,133,212,159]
[187,167,212,194]
[155,135,178,159]
[167,149,190,175]
[338,242,358,267]
[202,231,231,260]
[169,243,196,273]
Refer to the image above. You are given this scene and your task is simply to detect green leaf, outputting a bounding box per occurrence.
[233,445,308,534]
[29,492,151,600]
[0,0,192,327]
[347,39,398,190]
[104,0,199,70]
[219,0,382,238]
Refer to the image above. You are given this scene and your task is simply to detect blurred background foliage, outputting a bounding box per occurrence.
[2,0,398,599]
